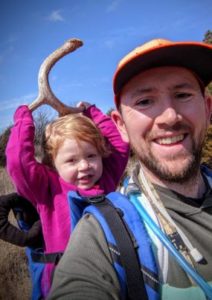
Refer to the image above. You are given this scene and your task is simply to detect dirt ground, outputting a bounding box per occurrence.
[0,168,31,300]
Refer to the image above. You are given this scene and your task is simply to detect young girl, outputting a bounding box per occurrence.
[6,101,129,298]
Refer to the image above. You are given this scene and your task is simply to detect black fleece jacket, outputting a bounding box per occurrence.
[0,193,43,248]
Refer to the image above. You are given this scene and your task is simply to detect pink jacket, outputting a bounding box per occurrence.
[6,105,129,297]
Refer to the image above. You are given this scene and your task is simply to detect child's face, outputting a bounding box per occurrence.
[54,138,103,189]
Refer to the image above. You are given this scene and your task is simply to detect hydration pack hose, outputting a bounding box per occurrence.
[130,193,212,300]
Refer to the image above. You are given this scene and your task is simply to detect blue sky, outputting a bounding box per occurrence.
[0,0,211,132]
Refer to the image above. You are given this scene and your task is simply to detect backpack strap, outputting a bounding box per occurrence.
[89,196,148,300]
[31,250,63,265]
[68,191,159,299]
[201,164,212,187]
[85,192,160,300]
[30,191,91,266]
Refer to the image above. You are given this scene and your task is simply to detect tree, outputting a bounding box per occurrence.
[201,30,212,167]
[203,30,212,44]
[0,126,11,167]
[0,110,52,167]
[202,126,212,167]
[33,110,52,161]
[203,30,212,95]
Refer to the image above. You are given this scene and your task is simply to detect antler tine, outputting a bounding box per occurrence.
[28,38,84,116]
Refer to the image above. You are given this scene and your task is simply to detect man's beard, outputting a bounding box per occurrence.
[132,139,203,184]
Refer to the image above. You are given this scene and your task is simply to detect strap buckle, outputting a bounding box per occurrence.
[85,195,106,204]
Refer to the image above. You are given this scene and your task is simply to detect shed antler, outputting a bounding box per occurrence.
[29,38,84,116]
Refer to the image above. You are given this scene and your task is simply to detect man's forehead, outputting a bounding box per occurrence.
[132,65,197,78]
[122,66,201,90]
[130,83,197,97]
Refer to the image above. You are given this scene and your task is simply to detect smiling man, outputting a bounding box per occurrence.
[113,65,211,196]
[48,39,212,300]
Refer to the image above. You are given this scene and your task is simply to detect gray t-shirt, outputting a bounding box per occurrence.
[155,183,212,287]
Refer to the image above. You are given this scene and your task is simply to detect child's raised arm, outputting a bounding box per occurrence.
[6,105,54,205]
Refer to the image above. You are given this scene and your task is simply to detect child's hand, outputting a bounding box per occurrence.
[76,101,92,111]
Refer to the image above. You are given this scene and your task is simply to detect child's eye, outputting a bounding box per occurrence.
[68,158,75,164]
[88,154,96,158]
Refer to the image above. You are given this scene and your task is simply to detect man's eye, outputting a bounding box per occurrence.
[135,98,153,108]
[175,92,192,101]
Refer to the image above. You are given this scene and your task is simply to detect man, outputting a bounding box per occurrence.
[48,39,212,299]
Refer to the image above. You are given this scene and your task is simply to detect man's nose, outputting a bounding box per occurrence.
[155,106,182,127]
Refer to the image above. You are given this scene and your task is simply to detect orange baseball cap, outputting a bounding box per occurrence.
[113,38,212,107]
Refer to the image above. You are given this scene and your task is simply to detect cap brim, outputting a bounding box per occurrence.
[113,42,212,96]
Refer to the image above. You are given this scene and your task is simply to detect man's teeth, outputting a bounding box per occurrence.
[157,134,184,145]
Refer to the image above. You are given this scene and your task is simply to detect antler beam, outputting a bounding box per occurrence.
[28,38,84,116]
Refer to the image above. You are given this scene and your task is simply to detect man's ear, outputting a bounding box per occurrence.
[205,93,212,127]
[111,110,129,143]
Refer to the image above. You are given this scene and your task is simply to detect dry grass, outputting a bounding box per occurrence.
[0,168,31,300]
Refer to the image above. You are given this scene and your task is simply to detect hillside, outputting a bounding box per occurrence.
[0,168,31,300]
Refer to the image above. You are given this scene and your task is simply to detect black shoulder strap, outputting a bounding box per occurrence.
[31,250,63,265]
[92,197,148,300]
